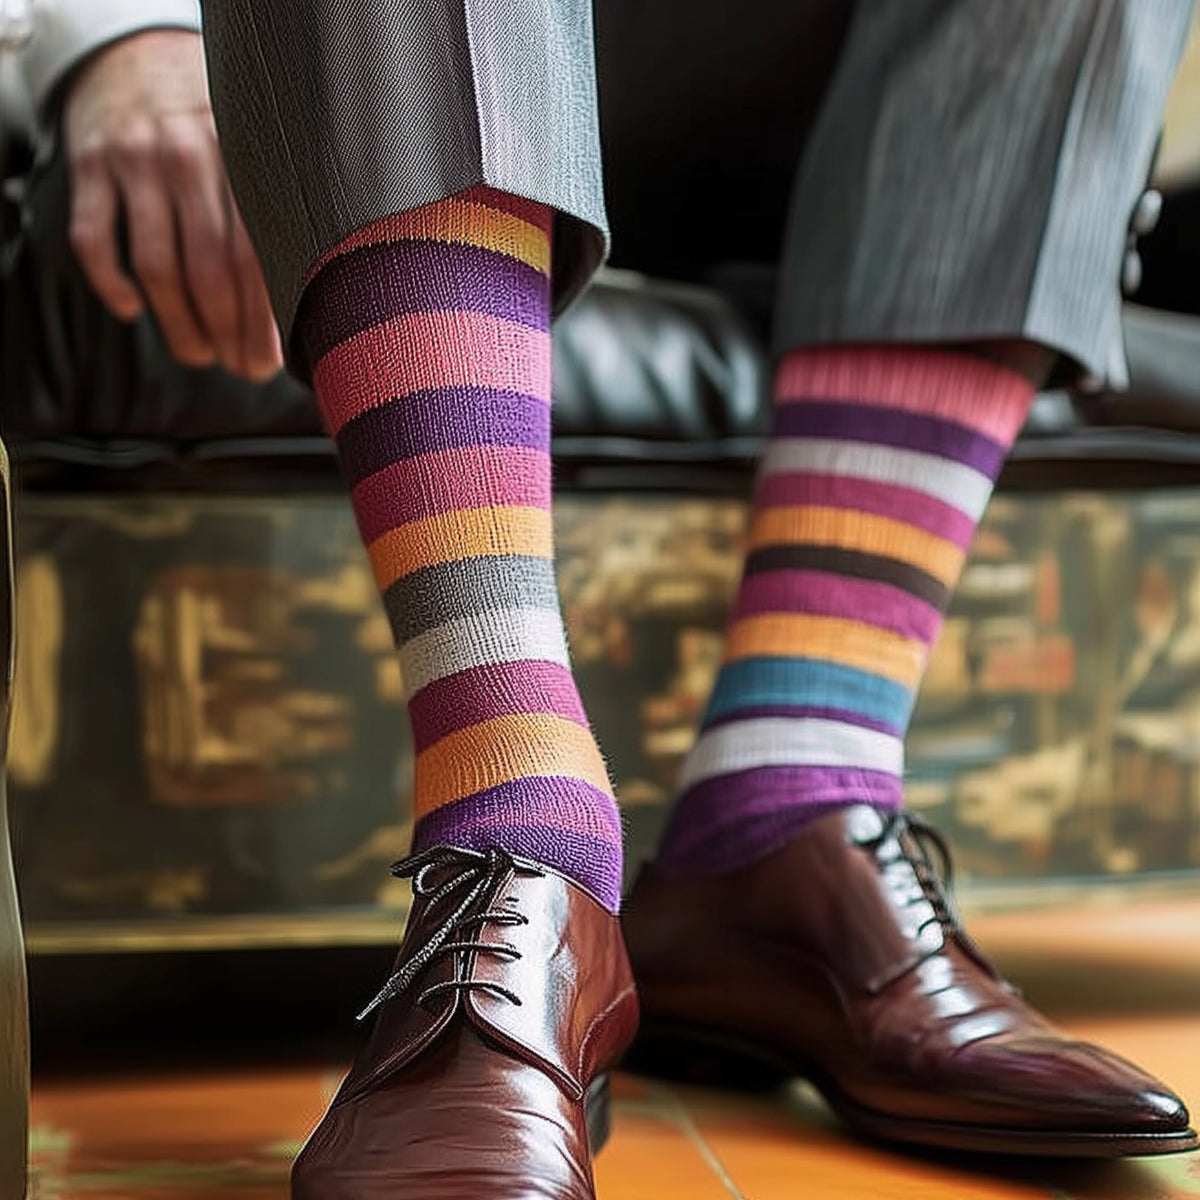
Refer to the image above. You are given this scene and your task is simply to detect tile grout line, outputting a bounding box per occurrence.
[650,1083,751,1200]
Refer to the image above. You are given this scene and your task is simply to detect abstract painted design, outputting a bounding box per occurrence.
[10,488,1200,946]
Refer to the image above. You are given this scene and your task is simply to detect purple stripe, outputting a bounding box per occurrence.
[732,570,942,642]
[299,239,550,368]
[335,387,549,489]
[700,704,900,737]
[657,798,899,878]
[754,473,976,548]
[657,767,902,876]
[408,661,589,749]
[772,400,1007,477]
[412,777,623,911]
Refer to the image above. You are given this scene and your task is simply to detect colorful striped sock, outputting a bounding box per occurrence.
[296,187,623,912]
[657,346,1034,876]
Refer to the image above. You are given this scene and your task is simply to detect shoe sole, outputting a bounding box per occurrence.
[585,1073,613,1155]
[625,1021,1200,1159]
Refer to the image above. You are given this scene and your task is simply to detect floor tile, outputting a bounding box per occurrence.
[24,896,1200,1199]
[596,1098,737,1200]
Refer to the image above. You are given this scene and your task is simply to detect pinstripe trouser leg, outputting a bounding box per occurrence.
[200,0,1195,387]
[774,0,1196,385]
[198,0,609,356]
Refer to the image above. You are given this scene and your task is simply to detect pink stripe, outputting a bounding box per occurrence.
[457,185,556,232]
[408,660,588,748]
[774,346,1032,445]
[312,311,551,435]
[755,472,977,547]
[733,570,942,642]
[352,445,551,543]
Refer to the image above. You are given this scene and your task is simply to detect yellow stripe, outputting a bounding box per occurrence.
[414,713,613,816]
[750,506,964,585]
[367,505,552,591]
[311,201,550,277]
[723,613,925,686]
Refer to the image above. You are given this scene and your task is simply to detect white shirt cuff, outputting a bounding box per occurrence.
[22,0,201,118]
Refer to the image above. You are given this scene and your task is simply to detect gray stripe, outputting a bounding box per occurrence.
[679,717,904,791]
[761,438,995,521]
[399,606,570,695]
[384,554,560,647]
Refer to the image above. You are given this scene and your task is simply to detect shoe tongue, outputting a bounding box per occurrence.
[838,807,948,992]
[461,869,599,1101]
[339,865,631,1106]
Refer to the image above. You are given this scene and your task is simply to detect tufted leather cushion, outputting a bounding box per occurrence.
[8,155,1200,493]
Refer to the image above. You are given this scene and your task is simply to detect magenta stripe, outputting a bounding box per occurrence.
[408,659,588,749]
[755,472,976,548]
[351,445,550,543]
[732,569,941,642]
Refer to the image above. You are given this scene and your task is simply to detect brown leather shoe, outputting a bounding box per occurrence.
[623,805,1199,1158]
[293,846,639,1199]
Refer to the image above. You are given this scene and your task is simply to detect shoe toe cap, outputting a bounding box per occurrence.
[956,1034,1192,1133]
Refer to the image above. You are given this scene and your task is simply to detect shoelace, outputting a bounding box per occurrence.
[357,846,538,1021]
[860,810,997,976]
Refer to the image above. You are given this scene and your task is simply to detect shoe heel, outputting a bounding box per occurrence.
[584,1073,612,1154]
[623,1021,791,1093]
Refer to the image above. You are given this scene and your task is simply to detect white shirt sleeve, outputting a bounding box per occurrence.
[14,0,201,120]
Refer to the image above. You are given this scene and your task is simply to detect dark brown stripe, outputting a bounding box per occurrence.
[744,544,949,610]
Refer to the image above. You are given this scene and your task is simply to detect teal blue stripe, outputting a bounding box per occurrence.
[704,657,911,730]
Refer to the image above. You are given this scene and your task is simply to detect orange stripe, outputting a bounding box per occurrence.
[367,505,552,590]
[414,713,613,816]
[723,613,925,686]
[307,201,551,280]
[749,506,964,585]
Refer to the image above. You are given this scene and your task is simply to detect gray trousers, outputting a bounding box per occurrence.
[200,0,1194,385]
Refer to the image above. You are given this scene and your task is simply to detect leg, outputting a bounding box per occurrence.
[199,3,635,1196]
[625,0,1200,1158]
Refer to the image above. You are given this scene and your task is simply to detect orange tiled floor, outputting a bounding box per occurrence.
[28,897,1200,1200]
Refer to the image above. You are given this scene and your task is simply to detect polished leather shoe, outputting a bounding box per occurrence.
[293,846,639,1199]
[623,805,1199,1158]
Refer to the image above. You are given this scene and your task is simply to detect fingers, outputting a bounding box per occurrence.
[68,109,281,381]
[162,115,246,375]
[110,121,216,368]
[229,201,285,382]
[68,145,144,321]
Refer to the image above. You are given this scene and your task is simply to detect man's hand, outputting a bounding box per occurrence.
[62,29,283,381]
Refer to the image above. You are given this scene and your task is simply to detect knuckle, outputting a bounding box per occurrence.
[131,251,171,288]
[110,123,158,169]
[69,139,105,173]
[162,118,217,175]
[67,218,101,255]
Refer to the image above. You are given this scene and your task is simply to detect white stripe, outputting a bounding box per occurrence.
[679,717,903,791]
[761,438,994,522]
[400,606,569,695]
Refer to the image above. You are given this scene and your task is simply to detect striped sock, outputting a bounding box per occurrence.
[657,346,1034,876]
[296,186,623,912]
